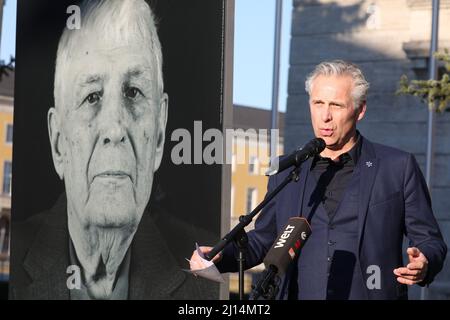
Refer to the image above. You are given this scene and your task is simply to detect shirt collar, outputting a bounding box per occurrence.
[347,131,362,165]
[313,131,362,167]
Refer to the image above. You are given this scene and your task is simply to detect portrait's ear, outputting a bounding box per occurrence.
[357,102,367,121]
[48,108,65,180]
[153,93,169,172]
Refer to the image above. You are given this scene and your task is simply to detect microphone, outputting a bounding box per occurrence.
[266,138,326,176]
[251,217,311,300]
[264,217,311,275]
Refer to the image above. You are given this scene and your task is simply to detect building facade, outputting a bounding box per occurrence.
[0,70,13,282]
[286,0,450,299]
[229,105,285,297]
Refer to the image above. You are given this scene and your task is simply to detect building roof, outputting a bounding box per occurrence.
[233,104,285,137]
[0,69,14,98]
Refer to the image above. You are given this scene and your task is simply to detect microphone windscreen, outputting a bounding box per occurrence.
[263,217,311,275]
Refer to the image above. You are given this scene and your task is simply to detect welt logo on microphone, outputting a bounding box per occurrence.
[274,225,296,249]
[264,217,311,276]
[274,223,305,260]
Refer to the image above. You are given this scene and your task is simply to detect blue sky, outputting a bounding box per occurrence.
[0,0,16,64]
[233,0,292,112]
[1,0,292,112]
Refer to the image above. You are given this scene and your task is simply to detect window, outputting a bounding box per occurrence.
[3,161,12,196]
[232,154,236,173]
[0,214,10,281]
[6,124,13,144]
[249,156,259,175]
[0,216,9,254]
[230,185,235,217]
[246,188,258,213]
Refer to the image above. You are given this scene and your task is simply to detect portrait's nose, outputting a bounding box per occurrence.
[100,94,128,146]
[103,127,126,146]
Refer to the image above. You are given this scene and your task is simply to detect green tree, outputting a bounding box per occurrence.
[397,50,450,113]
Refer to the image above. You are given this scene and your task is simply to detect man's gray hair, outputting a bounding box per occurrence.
[54,0,163,109]
[305,60,370,109]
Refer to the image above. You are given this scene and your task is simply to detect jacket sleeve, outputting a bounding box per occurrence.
[216,175,279,273]
[403,153,447,286]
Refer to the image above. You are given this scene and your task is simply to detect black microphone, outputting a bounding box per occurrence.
[266,138,326,176]
[251,217,311,300]
[264,217,311,275]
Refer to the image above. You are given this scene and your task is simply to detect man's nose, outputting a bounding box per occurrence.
[321,105,332,122]
[103,125,126,145]
[100,96,127,146]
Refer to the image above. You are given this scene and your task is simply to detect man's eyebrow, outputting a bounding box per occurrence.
[127,68,143,77]
[125,66,153,79]
[78,74,103,86]
[329,100,346,106]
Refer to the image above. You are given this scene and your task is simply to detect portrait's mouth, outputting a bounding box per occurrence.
[94,171,132,182]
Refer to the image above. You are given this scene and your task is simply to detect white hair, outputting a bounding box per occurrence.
[54,0,164,109]
[305,60,370,110]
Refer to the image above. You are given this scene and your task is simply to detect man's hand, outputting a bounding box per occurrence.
[393,247,428,285]
[189,246,222,271]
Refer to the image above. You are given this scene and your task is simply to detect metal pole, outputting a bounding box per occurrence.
[239,250,244,300]
[422,0,440,301]
[270,0,283,159]
[0,0,5,55]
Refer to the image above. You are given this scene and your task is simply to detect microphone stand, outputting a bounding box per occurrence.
[206,166,302,300]
[250,265,280,300]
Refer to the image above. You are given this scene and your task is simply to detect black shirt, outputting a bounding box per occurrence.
[311,135,362,219]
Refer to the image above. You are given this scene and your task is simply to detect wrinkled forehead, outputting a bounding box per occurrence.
[58,0,158,63]
[62,23,154,61]
[54,1,164,110]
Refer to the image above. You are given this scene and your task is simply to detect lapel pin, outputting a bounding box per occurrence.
[366,161,373,168]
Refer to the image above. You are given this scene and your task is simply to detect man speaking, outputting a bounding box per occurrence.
[192,60,447,300]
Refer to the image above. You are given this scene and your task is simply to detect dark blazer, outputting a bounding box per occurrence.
[10,194,218,300]
[217,136,447,300]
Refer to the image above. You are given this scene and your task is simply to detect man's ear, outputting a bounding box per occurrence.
[48,107,65,180]
[357,102,367,121]
[153,93,168,172]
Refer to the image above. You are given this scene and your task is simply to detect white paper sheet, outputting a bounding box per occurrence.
[183,243,225,283]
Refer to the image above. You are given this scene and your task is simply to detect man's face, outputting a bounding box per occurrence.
[49,33,167,230]
[309,75,365,150]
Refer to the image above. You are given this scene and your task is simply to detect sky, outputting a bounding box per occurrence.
[0,0,16,64]
[1,0,292,112]
[233,0,293,112]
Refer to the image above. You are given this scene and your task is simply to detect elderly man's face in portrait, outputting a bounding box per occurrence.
[48,30,168,231]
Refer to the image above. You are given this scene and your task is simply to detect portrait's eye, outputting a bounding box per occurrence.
[84,92,102,105]
[124,87,143,100]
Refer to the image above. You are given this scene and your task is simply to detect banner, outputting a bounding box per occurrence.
[10,0,229,300]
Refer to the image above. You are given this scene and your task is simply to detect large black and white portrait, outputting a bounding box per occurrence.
[10,0,228,300]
